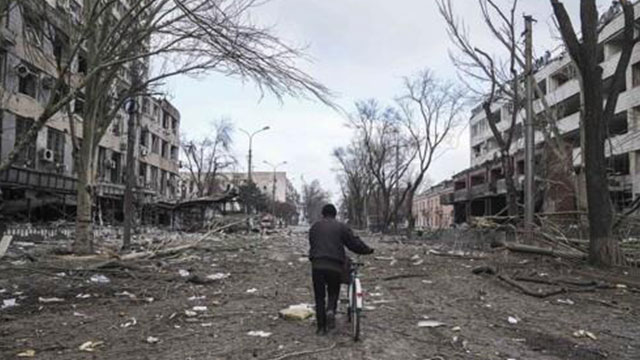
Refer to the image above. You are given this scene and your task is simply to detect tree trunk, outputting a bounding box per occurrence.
[582,69,622,266]
[74,157,94,254]
[406,189,416,239]
[502,153,518,217]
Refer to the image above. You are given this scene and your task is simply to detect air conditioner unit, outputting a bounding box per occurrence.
[105,159,116,169]
[140,146,148,157]
[119,142,127,151]
[15,64,31,78]
[40,148,54,162]
[138,176,146,185]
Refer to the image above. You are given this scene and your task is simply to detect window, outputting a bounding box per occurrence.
[110,152,122,184]
[18,65,38,98]
[0,51,5,86]
[138,161,147,185]
[160,170,167,193]
[77,53,87,74]
[74,93,85,114]
[15,117,36,168]
[46,127,65,164]
[171,145,178,161]
[633,62,640,88]
[151,134,159,153]
[171,118,178,133]
[150,166,158,189]
[140,128,148,147]
[162,112,170,129]
[161,140,167,158]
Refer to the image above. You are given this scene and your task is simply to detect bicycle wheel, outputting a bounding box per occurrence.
[351,281,360,341]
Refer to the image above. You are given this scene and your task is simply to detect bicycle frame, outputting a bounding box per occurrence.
[348,265,363,310]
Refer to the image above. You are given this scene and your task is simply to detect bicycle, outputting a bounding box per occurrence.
[346,259,365,341]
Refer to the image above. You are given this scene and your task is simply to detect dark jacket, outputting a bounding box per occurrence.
[308,218,373,272]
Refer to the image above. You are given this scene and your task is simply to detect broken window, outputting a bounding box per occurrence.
[608,154,630,176]
[160,170,167,193]
[608,112,628,136]
[150,166,158,189]
[139,161,147,184]
[139,128,148,147]
[161,140,167,158]
[162,112,170,129]
[18,65,38,98]
[15,117,36,168]
[77,53,87,74]
[74,93,85,115]
[151,134,159,154]
[633,61,640,88]
[110,152,122,184]
[46,126,65,165]
[171,145,178,161]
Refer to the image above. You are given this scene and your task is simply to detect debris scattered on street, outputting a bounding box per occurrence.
[38,297,64,303]
[90,274,110,284]
[78,340,104,352]
[418,320,445,328]
[16,349,36,358]
[146,336,160,344]
[179,269,191,277]
[279,304,315,320]
[2,298,17,309]
[508,316,519,325]
[247,330,272,337]
[573,330,597,340]
[206,273,230,281]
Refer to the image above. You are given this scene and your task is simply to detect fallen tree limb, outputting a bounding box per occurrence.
[382,273,430,281]
[269,343,337,360]
[501,242,587,260]
[428,249,487,260]
[498,274,566,298]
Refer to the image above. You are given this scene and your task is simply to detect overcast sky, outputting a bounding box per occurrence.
[165,0,609,200]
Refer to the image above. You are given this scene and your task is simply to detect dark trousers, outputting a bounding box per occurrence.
[312,268,341,329]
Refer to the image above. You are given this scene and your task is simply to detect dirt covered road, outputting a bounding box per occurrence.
[1,228,639,359]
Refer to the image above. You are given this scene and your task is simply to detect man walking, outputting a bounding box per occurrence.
[308,204,374,335]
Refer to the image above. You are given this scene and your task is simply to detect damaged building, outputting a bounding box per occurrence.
[0,1,182,224]
[445,3,640,224]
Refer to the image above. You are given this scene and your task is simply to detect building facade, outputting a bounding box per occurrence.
[181,171,294,204]
[0,1,181,221]
[413,181,454,230]
[446,3,640,223]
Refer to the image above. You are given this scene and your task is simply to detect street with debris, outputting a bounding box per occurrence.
[1,228,638,359]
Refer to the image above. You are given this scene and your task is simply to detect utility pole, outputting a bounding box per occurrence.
[240,126,270,183]
[122,63,141,251]
[524,15,535,234]
[264,160,287,217]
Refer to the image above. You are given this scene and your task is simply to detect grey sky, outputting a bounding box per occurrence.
[165,0,609,199]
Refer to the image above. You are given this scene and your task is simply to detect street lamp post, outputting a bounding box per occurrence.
[264,160,287,217]
[239,126,270,183]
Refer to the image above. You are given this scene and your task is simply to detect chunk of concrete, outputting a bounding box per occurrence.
[279,304,315,320]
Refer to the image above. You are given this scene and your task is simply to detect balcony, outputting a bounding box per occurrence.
[0,166,77,194]
[453,189,469,202]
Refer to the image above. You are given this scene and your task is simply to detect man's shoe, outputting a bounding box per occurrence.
[326,311,336,330]
[316,326,327,335]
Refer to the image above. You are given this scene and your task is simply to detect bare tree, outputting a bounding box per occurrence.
[350,100,417,232]
[550,0,639,266]
[397,69,465,235]
[302,179,330,224]
[0,1,332,253]
[438,0,575,220]
[182,119,236,198]
[333,141,372,229]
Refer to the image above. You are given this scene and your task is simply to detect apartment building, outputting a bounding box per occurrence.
[413,181,454,230]
[0,1,181,221]
[446,2,640,223]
